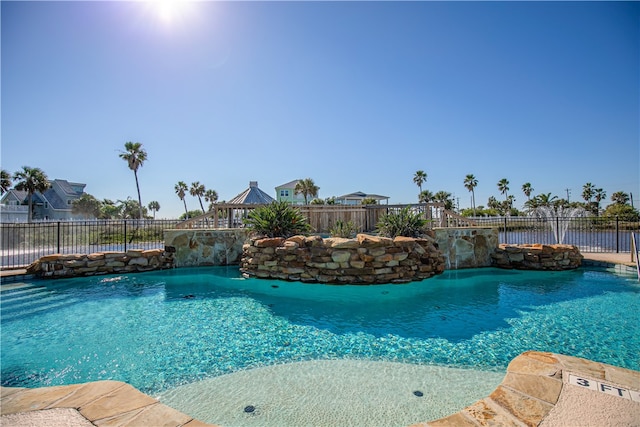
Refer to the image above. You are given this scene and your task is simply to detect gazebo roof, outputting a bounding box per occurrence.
[228,181,275,204]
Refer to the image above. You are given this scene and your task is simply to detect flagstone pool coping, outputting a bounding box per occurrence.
[2,351,639,427]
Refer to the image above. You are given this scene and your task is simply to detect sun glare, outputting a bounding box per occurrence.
[143,0,194,26]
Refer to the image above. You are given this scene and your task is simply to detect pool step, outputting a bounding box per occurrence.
[1,298,80,323]
[1,289,56,305]
[0,284,48,298]
[1,284,78,322]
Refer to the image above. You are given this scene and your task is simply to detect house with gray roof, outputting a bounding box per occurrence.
[336,191,389,205]
[275,179,306,205]
[0,179,86,222]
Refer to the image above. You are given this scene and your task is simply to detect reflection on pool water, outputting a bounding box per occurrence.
[1,266,638,424]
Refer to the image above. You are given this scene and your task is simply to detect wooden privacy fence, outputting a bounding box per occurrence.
[174,203,461,233]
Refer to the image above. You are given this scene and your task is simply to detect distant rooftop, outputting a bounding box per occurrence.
[276,179,301,189]
[336,191,389,204]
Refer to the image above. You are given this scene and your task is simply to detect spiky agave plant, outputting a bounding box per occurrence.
[328,219,359,238]
[376,206,427,238]
[245,201,312,238]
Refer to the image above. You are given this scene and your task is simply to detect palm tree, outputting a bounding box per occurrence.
[13,166,50,222]
[582,182,595,203]
[463,174,478,216]
[611,191,629,205]
[100,199,121,219]
[1,169,12,195]
[148,201,160,219]
[497,178,510,201]
[487,196,500,210]
[537,193,558,207]
[521,183,534,201]
[418,190,433,204]
[594,188,606,215]
[413,170,427,200]
[506,195,516,211]
[433,190,454,210]
[294,178,319,205]
[204,189,218,211]
[119,141,147,221]
[190,181,207,215]
[175,181,189,219]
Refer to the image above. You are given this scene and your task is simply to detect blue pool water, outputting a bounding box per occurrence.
[1,266,639,395]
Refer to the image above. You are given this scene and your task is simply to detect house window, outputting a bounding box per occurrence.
[44,202,49,209]
[67,200,72,205]
[280,190,289,197]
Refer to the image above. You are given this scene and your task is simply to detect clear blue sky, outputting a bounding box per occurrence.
[2,1,638,219]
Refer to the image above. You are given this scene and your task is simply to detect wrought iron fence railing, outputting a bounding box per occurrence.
[471,216,639,253]
[1,220,181,270]
[1,216,637,270]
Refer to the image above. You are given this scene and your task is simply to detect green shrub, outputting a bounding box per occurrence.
[328,219,359,238]
[377,206,427,238]
[245,201,312,238]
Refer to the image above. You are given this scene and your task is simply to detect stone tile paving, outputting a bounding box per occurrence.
[415,351,640,427]
[1,380,215,426]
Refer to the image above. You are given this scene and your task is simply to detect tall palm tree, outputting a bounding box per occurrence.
[521,182,534,201]
[294,178,319,205]
[13,166,50,222]
[413,170,427,200]
[119,141,147,221]
[204,189,218,211]
[611,191,629,205]
[1,169,12,195]
[463,174,478,216]
[497,178,510,201]
[582,182,595,203]
[148,201,160,219]
[594,188,606,215]
[190,181,207,214]
[175,181,189,219]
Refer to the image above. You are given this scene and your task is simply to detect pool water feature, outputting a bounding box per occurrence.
[1,266,639,424]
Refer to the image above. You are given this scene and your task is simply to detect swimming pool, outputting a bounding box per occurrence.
[1,266,638,424]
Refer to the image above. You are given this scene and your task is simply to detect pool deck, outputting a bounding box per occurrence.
[1,253,639,426]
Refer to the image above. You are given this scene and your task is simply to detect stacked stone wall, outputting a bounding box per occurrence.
[240,233,446,284]
[25,249,174,278]
[491,244,583,270]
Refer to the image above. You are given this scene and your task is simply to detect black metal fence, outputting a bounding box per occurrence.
[1,220,180,270]
[470,216,639,253]
[1,216,638,270]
